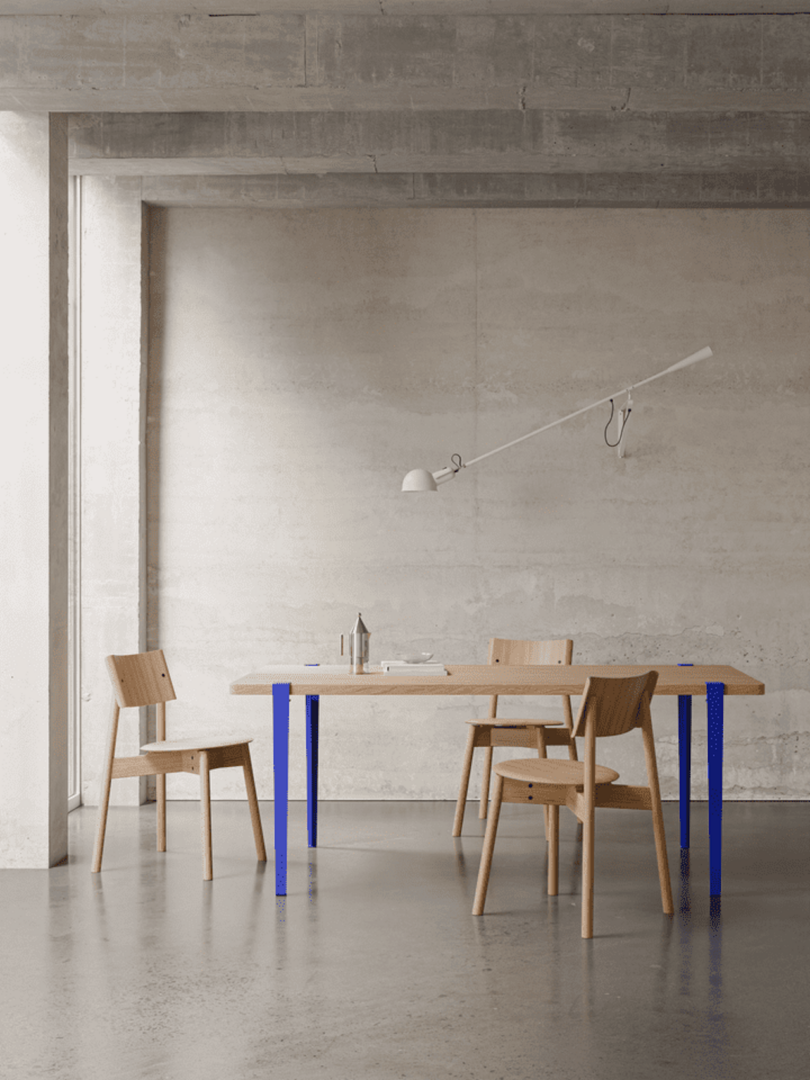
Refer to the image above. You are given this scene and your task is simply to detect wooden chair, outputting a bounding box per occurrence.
[452,637,577,836]
[92,650,266,881]
[472,670,674,939]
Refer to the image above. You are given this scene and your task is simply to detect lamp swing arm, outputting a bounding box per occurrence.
[419,346,712,488]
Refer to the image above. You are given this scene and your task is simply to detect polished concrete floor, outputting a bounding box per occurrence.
[1,801,808,1080]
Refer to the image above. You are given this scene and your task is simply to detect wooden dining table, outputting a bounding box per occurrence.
[230,663,764,900]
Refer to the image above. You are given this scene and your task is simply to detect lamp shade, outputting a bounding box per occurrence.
[401,468,438,492]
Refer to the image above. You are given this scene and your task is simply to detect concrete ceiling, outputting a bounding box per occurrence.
[2,5,809,206]
[4,3,810,12]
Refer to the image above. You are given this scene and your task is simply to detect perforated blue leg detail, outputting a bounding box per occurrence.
[272,683,290,896]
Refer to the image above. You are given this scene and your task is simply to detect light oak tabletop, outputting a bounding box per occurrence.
[231,663,764,698]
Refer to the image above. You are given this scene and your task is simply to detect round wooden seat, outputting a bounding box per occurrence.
[494,756,619,787]
[140,736,253,753]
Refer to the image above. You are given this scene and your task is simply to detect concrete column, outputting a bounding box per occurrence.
[78,176,148,807]
[0,113,69,868]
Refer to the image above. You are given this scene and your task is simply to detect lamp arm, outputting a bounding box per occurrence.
[463,346,712,470]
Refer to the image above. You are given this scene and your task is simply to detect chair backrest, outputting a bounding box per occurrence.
[487,638,573,720]
[106,649,177,709]
[572,670,658,740]
[488,638,573,667]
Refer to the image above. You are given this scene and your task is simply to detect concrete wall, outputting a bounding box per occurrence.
[134,206,808,804]
[78,175,148,807]
[0,113,69,867]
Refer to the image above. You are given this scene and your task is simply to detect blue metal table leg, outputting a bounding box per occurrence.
[272,683,290,896]
[306,694,319,849]
[678,693,693,849]
[677,663,693,852]
[706,682,725,904]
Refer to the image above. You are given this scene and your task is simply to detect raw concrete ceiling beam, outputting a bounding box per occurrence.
[7,9,810,206]
[4,3,810,15]
[140,169,810,208]
[68,109,810,176]
[3,12,810,113]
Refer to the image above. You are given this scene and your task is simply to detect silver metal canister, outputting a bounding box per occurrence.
[341,612,371,674]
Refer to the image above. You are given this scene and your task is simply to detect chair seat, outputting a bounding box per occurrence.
[467,718,563,727]
[140,736,253,753]
[494,756,619,787]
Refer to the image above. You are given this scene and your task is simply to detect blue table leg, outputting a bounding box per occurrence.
[707,682,725,902]
[677,663,693,851]
[306,695,319,849]
[678,694,693,849]
[272,683,290,896]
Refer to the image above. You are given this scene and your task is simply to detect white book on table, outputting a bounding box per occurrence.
[379,661,448,675]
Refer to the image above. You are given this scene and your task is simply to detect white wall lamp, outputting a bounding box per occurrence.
[401,346,713,492]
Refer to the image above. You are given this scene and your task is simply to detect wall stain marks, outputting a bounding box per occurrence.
[612,87,632,112]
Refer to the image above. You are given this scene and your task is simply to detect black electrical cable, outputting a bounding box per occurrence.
[604,398,631,448]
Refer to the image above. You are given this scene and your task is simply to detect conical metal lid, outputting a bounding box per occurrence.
[351,612,369,635]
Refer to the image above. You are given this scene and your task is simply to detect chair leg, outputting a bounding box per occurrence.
[157,774,166,853]
[241,745,267,862]
[567,709,582,835]
[548,804,559,896]
[581,800,595,939]
[452,726,478,837]
[650,798,674,916]
[199,751,213,881]
[536,726,550,841]
[479,745,494,819]
[91,766,114,874]
[642,721,674,916]
[156,700,167,853]
[472,773,504,915]
[91,700,120,874]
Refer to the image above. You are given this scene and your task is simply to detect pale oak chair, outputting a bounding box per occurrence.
[92,650,267,881]
[452,637,577,836]
[472,669,674,939]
